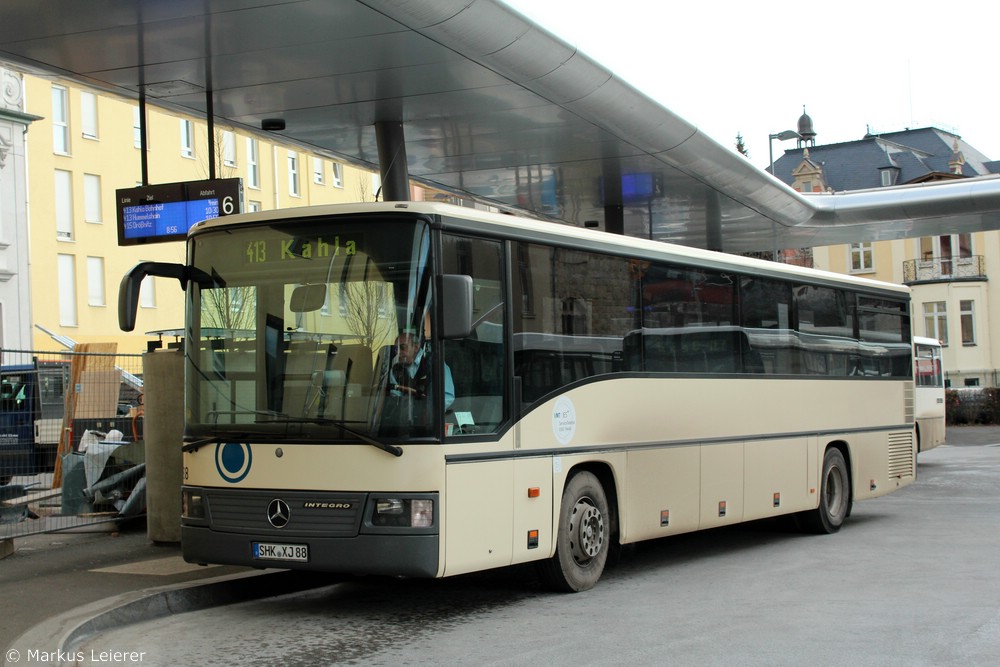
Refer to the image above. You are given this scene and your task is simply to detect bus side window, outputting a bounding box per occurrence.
[441,234,506,435]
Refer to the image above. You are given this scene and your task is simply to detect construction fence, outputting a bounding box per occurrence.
[1,346,145,539]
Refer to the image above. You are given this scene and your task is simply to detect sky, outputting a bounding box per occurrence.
[501,0,1000,170]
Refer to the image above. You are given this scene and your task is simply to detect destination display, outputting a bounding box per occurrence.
[116,178,242,246]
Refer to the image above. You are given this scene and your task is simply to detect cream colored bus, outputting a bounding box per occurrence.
[913,336,946,452]
[120,201,916,591]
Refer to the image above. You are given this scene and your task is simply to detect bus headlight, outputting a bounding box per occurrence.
[375,498,404,516]
[411,499,433,528]
[182,490,206,519]
[372,497,434,528]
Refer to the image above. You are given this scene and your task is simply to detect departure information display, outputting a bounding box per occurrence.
[121,199,220,239]
[116,178,242,246]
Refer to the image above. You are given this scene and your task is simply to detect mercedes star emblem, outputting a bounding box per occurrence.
[266,498,290,528]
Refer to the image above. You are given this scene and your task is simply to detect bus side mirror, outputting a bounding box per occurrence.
[290,283,327,313]
[118,261,189,332]
[440,274,473,339]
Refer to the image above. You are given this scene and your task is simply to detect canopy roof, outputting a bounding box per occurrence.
[3,0,999,251]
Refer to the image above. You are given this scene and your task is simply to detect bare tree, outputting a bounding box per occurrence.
[356,175,372,202]
[343,280,393,348]
[200,287,257,336]
[192,127,257,335]
[198,127,239,181]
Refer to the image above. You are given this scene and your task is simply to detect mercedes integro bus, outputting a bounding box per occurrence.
[120,202,917,591]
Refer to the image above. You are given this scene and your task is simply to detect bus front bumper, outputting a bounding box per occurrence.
[181,526,440,578]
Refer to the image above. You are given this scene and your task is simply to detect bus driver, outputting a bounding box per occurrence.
[388,330,455,411]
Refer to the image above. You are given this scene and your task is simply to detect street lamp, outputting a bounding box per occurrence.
[767,130,802,262]
[768,129,802,180]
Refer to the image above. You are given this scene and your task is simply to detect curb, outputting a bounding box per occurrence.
[5,569,341,666]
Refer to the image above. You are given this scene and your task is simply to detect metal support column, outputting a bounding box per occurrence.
[137,2,149,186]
[375,121,410,201]
[602,160,624,235]
[138,91,149,186]
[204,10,216,180]
[205,91,216,180]
[705,191,723,252]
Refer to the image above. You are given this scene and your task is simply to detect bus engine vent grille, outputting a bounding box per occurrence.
[887,431,915,478]
[903,385,915,423]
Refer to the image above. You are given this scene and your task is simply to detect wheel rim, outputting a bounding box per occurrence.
[825,464,846,519]
[569,497,605,564]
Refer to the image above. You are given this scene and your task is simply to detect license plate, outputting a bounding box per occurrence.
[252,542,309,562]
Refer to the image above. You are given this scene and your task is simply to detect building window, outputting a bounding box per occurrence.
[86,256,105,306]
[960,300,976,346]
[247,200,262,213]
[55,169,74,240]
[923,301,948,346]
[850,242,874,273]
[919,234,972,276]
[246,138,260,188]
[313,157,324,184]
[180,119,195,158]
[57,254,78,326]
[81,91,98,139]
[133,106,144,148]
[52,85,70,154]
[84,174,102,223]
[222,130,236,167]
[288,151,299,196]
[332,162,344,188]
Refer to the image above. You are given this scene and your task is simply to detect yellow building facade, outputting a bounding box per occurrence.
[814,233,1000,387]
[780,122,1000,388]
[22,71,380,354]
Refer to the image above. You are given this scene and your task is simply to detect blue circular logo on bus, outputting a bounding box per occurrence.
[216,442,252,483]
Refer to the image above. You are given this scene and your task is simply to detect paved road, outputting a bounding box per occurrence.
[0,524,239,651]
[938,424,1000,447]
[45,431,1000,667]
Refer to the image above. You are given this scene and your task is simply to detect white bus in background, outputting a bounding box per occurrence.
[913,336,946,452]
[119,201,918,591]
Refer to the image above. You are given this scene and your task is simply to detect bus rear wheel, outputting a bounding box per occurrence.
[801,447,851,534]
[537,471,610,592]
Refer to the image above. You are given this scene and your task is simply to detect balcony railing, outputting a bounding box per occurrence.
[902,255,986,284]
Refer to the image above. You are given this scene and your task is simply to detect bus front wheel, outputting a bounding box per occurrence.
[801,447,851,534]
[537,471,610,592]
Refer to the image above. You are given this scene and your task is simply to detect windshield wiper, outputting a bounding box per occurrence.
[184,409,293,452]
[261,417,403,457]
[183,434,253,453]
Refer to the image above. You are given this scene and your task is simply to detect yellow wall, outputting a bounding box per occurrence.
[23,73,376,354]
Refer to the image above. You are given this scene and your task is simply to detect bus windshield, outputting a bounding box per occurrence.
[185,217,438,441]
